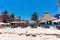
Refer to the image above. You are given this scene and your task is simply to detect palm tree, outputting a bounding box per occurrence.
[2,10,9,23]
[31,12,38,21]
[9,13,15,22]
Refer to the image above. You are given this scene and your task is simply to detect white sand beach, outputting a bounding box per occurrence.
[0,27,60,40]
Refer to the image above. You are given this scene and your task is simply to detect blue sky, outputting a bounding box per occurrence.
[0,0,58,20]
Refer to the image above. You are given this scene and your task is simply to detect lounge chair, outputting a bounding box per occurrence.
[56,26,60,29]
[44,25,50,28]
[21,25,27,28]
[33,26,38,28]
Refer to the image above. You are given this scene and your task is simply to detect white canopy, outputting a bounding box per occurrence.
[19,21,26,23]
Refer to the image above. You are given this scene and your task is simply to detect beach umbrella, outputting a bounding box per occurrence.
[39,11,57,23]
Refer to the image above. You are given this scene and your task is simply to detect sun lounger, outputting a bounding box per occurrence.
[33,26,38,28]
[56,26,60,29]
[21,25,27,28]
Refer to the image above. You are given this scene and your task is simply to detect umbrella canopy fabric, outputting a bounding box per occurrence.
[39,20,47,23]
[10,21,18,23]
[39,12,57,23]
[0,22,10,25]
[52,19,60,22]
[11,21,26,24]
